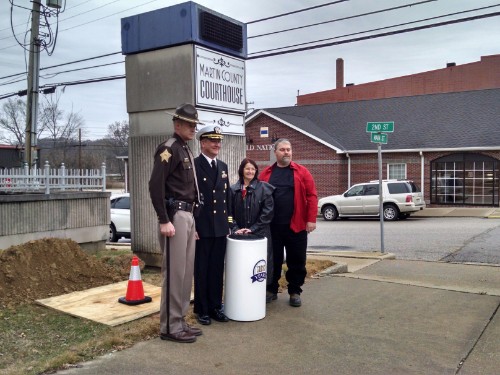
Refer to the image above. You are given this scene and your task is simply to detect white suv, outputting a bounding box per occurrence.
[318,180,426,221]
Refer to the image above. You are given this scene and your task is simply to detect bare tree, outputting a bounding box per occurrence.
[40,93,84,143]
[105,120,129,178]
[106,120,129,148]
[0,98,26,145]
[39,93,85,166]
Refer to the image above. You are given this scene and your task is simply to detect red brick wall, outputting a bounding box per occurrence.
[246,115,500,206]
[297,55,500,105]
[245,115,347,199]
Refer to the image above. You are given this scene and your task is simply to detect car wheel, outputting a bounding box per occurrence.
[322,205,338,221]
[109,223,118,242]
[383,204,399,221]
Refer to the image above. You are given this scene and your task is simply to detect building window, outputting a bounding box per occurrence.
[388,163,406,179]
[430,153,499,206]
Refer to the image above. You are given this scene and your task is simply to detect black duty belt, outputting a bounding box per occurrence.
[174,200,195,213]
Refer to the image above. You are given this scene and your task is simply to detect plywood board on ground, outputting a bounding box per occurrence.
[36,281,161,326]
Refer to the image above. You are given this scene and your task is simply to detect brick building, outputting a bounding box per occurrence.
[297,54,500,105]
[246,86,500,207]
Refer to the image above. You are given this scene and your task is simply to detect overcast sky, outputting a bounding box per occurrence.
[1,0,499,140]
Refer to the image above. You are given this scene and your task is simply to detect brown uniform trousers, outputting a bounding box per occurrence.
[158,210,196,335]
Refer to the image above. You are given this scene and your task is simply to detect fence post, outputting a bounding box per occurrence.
[101,162,106,191]
[23,162,29,189]
[44,161,50,194]
[60,163,66,191]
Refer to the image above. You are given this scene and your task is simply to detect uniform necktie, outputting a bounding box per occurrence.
[211,160,217,180]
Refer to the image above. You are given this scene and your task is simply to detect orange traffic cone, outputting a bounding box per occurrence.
[118,255,152,305]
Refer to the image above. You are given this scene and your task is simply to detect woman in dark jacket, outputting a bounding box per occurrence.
[230,158,275,300]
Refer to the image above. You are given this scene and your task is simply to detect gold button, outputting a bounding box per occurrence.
[214,200,217,203]
[213,210,216,214]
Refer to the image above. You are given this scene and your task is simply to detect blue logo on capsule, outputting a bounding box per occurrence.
[251,259,267,283]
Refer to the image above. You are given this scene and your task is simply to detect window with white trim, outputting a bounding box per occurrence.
[388,163,406,180]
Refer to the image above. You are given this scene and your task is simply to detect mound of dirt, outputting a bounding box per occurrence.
[0,238,125,308]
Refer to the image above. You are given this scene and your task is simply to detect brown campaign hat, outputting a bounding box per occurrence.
[165,103,203,124]
[196,125,224,140]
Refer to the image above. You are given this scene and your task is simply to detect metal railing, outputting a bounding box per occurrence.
[0,161,106,194]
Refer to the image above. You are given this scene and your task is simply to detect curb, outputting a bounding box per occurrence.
[318,262,348,276]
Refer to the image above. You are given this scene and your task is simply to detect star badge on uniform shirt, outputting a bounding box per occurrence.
[160,149,171,163]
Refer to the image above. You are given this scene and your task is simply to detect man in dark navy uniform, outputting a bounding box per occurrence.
[193,125,232,325]
[149,103,203,343]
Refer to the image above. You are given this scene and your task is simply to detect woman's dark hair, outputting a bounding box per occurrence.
[238,158,259,182]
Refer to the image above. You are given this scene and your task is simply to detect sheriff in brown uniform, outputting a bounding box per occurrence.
[149,103,203,344]
[193,125,232,325]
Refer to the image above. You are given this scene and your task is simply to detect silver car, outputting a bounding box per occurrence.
[318,180,426,221]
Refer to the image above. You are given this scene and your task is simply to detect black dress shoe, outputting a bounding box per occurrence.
[196,314,212,325]
[210,308,229,322]
[160,331,196,343]
[184,325,203,336]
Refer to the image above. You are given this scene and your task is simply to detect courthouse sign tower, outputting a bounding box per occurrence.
[121,2,247,265]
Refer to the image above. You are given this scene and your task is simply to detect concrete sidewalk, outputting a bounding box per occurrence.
[412,207,500,218]
[56,255,500,375]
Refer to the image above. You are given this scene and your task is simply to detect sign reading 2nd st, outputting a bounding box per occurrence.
[366,122,394,133]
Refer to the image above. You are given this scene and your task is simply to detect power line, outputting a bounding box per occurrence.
[0,0,91,33]
[40,60,124,79]
[1,7,499,98]
[58,0,163,33]
[0,75,125,100]
[246,0,348,24]
[0,51,121,81]
[248,4,500,55]
[248,0,437,39]
[248,11,500,60]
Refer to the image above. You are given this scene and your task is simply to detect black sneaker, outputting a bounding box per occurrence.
[289,294,301,307]
[266,291,277,303]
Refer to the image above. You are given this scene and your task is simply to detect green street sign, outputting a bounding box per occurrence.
[371,132,388,144]
[366,122,394,133]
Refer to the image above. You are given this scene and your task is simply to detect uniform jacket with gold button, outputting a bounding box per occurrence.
[194,155,232,238]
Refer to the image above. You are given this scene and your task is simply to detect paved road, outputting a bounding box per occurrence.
[308,217,500,264]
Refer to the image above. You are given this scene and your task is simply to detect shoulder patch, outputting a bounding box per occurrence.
[165,138,176,147]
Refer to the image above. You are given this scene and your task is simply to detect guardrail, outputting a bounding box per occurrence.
[0,161,106,194]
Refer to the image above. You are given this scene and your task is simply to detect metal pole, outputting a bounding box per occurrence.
[378,142,385,253]
[25,1,41,169]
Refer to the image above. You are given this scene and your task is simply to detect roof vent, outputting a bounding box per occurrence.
[446,62,456,67]
[346,83,355,86]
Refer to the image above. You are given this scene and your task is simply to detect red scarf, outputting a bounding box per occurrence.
[241,184,247,199]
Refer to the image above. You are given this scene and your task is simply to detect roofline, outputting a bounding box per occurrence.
[342,146,500,154]
[245,109,265,123]
[246,109,345,153]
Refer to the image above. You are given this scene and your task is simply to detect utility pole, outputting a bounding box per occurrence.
[25,0,41,169]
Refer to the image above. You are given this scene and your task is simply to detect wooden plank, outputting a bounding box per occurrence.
[36,281,162,326]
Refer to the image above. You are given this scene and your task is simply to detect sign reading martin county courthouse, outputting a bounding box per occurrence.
[195,46,246,113]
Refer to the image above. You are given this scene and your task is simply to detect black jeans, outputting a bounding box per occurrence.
[267,223,308,295]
